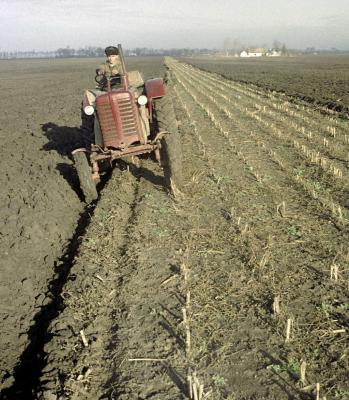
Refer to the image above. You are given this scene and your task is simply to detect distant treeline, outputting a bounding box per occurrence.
[0,46,214,60]
[0,46,348,60]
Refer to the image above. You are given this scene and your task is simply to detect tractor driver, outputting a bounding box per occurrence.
[84,46,122,107]
[96,45,122,79]
[81,46,121,144]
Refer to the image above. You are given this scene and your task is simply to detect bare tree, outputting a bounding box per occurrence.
[223,38,242,56]
[223,38,233,56]
[273,40,283,51]
[281,44,287,55]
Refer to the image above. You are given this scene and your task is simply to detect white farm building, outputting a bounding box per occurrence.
[240,50,264,58]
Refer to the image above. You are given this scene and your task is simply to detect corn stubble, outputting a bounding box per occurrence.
[167,57,349,399]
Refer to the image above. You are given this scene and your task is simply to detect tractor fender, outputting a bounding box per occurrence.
[145,78,165,120]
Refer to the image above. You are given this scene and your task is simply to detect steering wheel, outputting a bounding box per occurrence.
[95,74,121,89]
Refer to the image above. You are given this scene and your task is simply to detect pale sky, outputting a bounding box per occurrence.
[1,0,349,51]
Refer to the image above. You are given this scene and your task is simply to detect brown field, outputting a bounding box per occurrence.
[0,56,348,400]
[181,55,349,116]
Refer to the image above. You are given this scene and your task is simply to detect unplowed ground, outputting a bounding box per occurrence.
[181,55,349,115]
[1,57,348,400]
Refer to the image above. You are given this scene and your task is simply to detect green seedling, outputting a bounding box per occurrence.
[158,206,170,215]
[319,302,349,315]
[210,173,231,185]
[319,301,334,315]
[270,358,300,379]
[154,228,168,238]
[334,389,349,399]
[294,168,304,177]
[337,303,349,311]
[288,225,301,238]
[312,180,322,192]
[212,374,227,387]
[85,238,98,249]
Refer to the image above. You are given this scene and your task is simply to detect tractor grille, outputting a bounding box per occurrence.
[96,91,141,148]
[97,103,117,139]
[116,96,138,136]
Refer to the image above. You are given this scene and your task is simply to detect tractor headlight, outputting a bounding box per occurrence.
[84,105,95,115]
[137,95,148,106]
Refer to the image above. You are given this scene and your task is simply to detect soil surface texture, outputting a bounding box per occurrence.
[1,57,349,400]
[0,57,164,396]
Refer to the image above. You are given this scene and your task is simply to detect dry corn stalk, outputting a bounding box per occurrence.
[276,201,286,217]
[79,330,88,347]
[316,383,320,400]
[300,360,307,385]
[182,308,191,357]
[187,371,204,400]
[330,264,339,281]
[273,296,280,314]
[285,318,294,342]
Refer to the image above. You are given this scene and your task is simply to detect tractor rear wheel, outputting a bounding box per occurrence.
[154,95,182,190]
[73,152,98,204]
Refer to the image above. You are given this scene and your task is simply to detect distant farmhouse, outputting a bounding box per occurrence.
[239,48,282,57]
[240,48,265,57]
[240,50,262,57]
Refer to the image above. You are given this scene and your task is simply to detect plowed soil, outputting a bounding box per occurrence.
[1,57,349,400]
[0,57,164,396]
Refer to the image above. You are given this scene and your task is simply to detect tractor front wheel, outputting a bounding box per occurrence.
[73,152,98,204]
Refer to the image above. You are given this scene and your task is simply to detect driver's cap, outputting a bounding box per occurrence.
[105,46,119,56]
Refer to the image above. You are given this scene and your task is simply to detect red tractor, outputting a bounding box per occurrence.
[72,45,182,203]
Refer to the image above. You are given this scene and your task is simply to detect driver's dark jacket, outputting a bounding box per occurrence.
[97,60,122,76]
